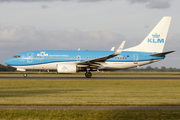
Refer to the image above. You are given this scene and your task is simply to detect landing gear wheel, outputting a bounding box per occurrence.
[85,72,92,78]
[23,73,27,78]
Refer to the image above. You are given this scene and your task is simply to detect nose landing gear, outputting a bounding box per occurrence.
[23,73,27,78]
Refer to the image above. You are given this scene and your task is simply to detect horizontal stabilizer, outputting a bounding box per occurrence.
[150,51,175,56]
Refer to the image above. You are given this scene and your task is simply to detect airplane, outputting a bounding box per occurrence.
[5,16,174,78]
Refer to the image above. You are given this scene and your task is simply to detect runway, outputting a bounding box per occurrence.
[0,106,180,110]
[0,76,180,80]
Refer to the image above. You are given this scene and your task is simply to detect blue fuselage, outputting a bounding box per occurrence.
[5,50,164,70]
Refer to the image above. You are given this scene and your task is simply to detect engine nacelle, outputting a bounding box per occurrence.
[57,63,77,73]
[17,68,26,72]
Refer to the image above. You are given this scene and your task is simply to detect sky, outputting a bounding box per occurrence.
[0,0,179,68]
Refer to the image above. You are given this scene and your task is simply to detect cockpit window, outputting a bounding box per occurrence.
[13,55,21,58]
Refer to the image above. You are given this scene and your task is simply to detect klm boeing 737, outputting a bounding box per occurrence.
[5,17,174,78]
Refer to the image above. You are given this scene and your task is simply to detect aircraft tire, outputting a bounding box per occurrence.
[23,73,27,78]
[85,72,92,78]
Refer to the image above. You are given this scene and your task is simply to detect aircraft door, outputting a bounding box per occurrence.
[76,55,81,62]
[133,54,138,64]
[27,52,33,63]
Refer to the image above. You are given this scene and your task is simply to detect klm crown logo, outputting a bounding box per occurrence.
[62,66,67,70]
[37,52,48,56]
[152,33,160,38]
[148,33,164,43]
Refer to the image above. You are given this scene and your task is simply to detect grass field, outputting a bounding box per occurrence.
[1,75,180,120]
[0,109,180,120]
[0,79,180,106]
[1,71,180,76]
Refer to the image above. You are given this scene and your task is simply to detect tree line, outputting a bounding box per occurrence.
[0,64,180,72]
[123,66,180,72]
[0,64,16,71]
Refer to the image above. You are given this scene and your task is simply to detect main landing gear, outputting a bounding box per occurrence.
[85,71,92,78]
[23,73,27,78]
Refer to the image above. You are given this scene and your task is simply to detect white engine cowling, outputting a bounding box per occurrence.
[17,68,26,72]
[57,63,77,73]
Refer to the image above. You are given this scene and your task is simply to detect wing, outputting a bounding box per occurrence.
[77,41,125,66]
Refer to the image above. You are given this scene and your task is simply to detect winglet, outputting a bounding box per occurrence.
[113,41,125,55]
[110,47,115,51]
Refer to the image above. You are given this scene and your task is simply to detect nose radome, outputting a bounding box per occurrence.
[5,59,11,65]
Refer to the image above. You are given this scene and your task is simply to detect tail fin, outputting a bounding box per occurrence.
[124,16,171,53]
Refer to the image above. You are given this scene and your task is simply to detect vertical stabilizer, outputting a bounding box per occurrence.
[124,17,171,53]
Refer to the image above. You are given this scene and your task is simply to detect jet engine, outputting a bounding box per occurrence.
[57,63,77,73]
